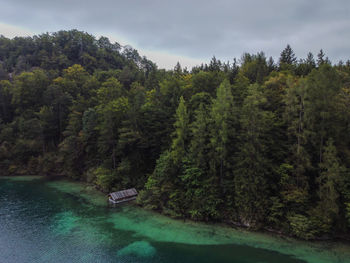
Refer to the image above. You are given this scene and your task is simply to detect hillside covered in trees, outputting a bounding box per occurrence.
[1,30,350,240]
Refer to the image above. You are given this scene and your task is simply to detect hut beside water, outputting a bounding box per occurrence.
[108,188,138,204]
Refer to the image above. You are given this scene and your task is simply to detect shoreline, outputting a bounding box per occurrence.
[2,174,350,244]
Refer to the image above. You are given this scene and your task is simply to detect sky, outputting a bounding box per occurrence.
[1,0,350,69]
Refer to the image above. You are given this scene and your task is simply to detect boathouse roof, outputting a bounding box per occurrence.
[109,188,138,201]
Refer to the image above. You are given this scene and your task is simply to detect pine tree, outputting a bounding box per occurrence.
[234,84,274,226]
[296,52,316,76]
[190,103,211,170]
[306,52,316,68]
[171,96,189,163]
[210,79,236,191]
[317,49,325,66]
[267,56,276,73]
[281,77,310,209]
[139,150,175,210]
[279,44,297,69]
[315,139,345,232]
[174,62,182,75]
[305,64,341,163]
[0,80,13,123]
[58,110,84,179]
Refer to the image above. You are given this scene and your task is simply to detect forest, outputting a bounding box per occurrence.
[0,30,350,240]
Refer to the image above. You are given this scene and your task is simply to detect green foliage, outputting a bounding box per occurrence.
[171,96,189,163]
[234,84,274,226]
[190,103,211,170]
[279,44,297,71]
[12,70,49,113]
[210,79,236,195]
[0,80,13,123]
[287,214,316,240]
[268,196,284,226]
[94,167,114,192]
[305,64,341,163]
[139,151,175,211]
[315,138,344,231]
[210,79,234,158]
[240,52,269,84]
[346,203,350,227]
[97,77,124,104]
[181,158,221,220]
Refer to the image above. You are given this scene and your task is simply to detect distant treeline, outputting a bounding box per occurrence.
[1,30,350,239]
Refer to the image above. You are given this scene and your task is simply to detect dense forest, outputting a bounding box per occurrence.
[1,30,350,240]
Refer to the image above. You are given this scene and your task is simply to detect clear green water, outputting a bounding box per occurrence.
[1,176,349,263]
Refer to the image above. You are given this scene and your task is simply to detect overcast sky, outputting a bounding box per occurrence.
[1,0,350,69]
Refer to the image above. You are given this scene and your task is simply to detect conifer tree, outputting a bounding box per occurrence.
[190,103,211,170]
[279,44,297,70]
[171,96,189,163]
[234,84,274,226]
[184,103,221,220]
[315,139,345,232]
[306,52,316,68]
[305,64,341,163]
[281,77,310,210]
[317,49,325,66]
[210,79,236,191]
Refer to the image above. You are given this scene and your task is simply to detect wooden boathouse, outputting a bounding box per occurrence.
[108,188,138,204]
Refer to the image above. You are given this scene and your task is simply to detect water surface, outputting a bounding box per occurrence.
[0,176,349,263]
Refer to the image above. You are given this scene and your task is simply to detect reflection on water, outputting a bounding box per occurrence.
[0,176,349,263]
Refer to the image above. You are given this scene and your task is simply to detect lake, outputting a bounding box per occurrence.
[0,176,349,263]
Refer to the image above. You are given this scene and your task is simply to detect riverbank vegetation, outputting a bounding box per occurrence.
[1,30,350,239]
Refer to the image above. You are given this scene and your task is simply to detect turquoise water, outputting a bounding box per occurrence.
[0,176,349,263]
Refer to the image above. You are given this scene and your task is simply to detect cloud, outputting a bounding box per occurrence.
[141,49,204,70]
[1,0,350,68]
[0,23,35,38]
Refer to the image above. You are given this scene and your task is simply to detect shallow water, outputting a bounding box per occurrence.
[0,176,349,263]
